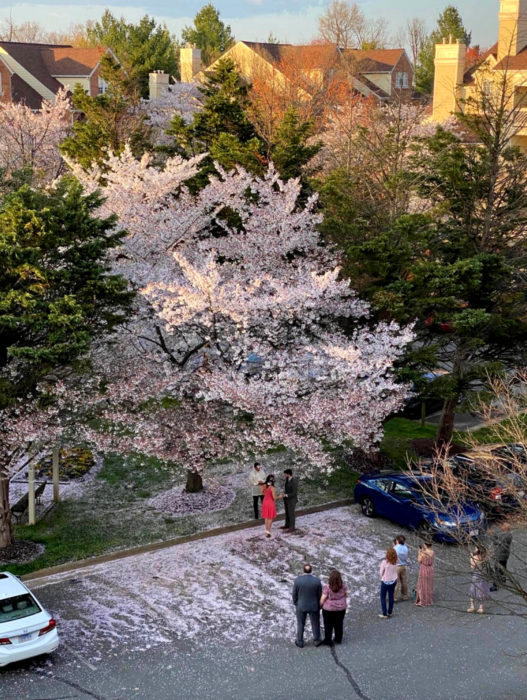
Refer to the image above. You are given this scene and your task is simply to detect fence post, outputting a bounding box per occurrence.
[52,445,60,503]
[28,463,36,526]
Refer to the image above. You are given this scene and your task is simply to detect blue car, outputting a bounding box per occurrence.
[354,471,485,542]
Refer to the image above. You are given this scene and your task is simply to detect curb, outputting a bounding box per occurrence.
[22,498,355,584]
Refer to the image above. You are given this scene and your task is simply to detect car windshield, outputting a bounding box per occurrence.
[0,593,41,623]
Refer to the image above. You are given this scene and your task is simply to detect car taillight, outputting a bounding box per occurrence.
[491,487,503,501]
[0,638,12,645]
[39,619,56,636]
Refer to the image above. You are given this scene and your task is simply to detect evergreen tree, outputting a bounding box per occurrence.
[271,107,321,182]
[87,11,179,97]
[181,4,234,66]
[0,178,133,405]
[330,126,527,442]
[415,6,471,95]
[61,56,150,170]
[167,57,264,182]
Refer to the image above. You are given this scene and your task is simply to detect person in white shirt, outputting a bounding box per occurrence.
[249,462,266,519]
[393,534,409,602]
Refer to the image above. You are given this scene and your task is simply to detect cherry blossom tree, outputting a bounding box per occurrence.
[0,88,71,185]
[66,147,414,492]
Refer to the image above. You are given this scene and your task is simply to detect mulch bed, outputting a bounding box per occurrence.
[0,540,44,564]
[149,482,236,517]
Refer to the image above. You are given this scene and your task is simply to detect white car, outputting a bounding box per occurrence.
[0,571,59,667]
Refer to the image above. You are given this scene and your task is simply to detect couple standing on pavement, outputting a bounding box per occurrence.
[249,462,298,537]
[292,564,348,648]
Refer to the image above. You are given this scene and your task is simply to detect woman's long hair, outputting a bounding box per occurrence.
[328,569,343,593]
[265,474,275,487]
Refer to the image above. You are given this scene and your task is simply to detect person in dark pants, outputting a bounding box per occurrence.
[292,564,322,648]
[280,468,298,532]
[248,462,266,519]
[379,547,398,618]
[490,522,513,591]
[320,569,348,646]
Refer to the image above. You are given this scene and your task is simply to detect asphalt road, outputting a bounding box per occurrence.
[2,509,527,700]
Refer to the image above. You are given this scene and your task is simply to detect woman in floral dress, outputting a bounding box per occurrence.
[468,545,491,613]
[415,541,435,606]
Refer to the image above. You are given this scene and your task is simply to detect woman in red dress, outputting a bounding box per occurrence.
[261,475,277,537]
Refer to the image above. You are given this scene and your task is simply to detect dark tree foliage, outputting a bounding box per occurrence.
[181,4,234,66]
[0,178,133,405]
[87,10,179,97]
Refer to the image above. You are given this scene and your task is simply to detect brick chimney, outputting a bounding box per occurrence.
[180,46,202,83]
[432,38,466,122]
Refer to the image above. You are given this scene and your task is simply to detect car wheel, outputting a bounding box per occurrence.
[361,497,376,518]
[418,521,435,539]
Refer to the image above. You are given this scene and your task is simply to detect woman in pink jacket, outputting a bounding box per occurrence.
[320,569,348,645]
[379,547,398,618]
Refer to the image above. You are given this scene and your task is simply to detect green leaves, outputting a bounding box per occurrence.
[181,4,234,66]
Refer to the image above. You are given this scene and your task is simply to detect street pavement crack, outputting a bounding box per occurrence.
[49,675,106,700]
[330,645,373,700]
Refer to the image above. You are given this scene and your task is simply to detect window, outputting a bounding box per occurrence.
[0,594,41,623]
[395,72,409,89]
[375,479,392,492]
[98,76,108,94]
[391,482,413,498]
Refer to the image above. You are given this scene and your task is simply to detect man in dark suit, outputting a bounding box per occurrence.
[281,468,298,532]
[292,564,322,648]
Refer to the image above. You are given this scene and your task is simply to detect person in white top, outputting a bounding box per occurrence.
[393,534,409,602]
[379,547,398,618]
[249,462,266,519]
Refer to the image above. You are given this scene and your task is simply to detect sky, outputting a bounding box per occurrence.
[0,0,500,48]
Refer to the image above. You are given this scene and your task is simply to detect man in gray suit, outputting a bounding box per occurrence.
[292,564,322,648]
[280,468,298,532]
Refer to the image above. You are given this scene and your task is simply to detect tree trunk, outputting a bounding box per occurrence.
[436,397,457,445]
[0,476,14,549]
[185,469,203,493]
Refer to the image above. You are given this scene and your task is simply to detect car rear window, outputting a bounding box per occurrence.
[0,593,41,623]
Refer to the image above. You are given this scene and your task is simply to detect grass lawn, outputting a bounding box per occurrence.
[380,417,437,467]
[456,413,527,446]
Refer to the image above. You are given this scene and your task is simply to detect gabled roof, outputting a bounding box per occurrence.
[341,48,406,72]
[0,41,64,94]
[240,41,339,68]
[463,42,498,84]
[42,47,108,76]
[494,43,527,70]
[0,41,109,107]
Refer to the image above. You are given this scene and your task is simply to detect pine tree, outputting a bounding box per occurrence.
[181,4,234,66]
[415,6,471,95]
[60,56,150,170]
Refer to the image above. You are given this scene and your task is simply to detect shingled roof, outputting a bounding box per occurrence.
[0,41,109,107]
[42,47,108,76]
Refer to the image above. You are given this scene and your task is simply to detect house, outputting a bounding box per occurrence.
[432,0,527,150]
[178,41,413,102]
[0,41,115,108]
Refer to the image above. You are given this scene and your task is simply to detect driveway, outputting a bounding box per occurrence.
[2,507,527,699]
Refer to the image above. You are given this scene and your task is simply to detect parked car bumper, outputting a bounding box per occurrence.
[0,629,59,667]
